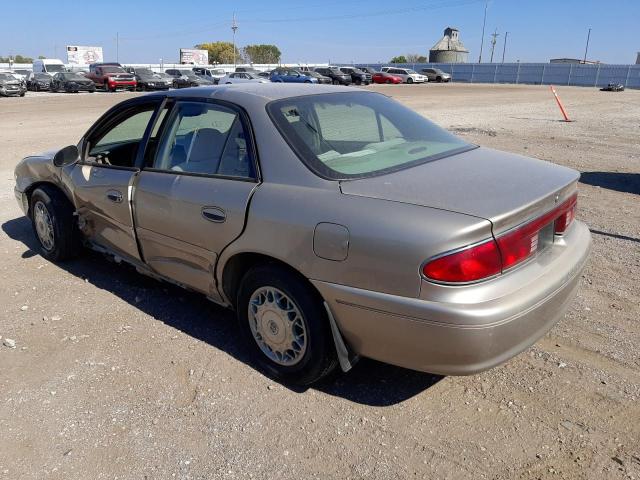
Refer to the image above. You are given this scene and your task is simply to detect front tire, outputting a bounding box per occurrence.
[407,77,414,84]
[237,265,338,385]
[30,186,80,262]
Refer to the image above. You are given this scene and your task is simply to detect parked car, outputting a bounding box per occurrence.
[50,72,96,93]
[258,71,271,79]
[32,58,66,76]
[381,67,427,84]
[372,71,403,84]
[86,63,137,92]
[0,72,26,97]
[339,67,372,85]
[313,67,352,85]
[126,67,172,91]
[14,84,591,385]
[235,66,263,75]
[165,69,214,88]
[420,68,451,83]
[302,70,332,85]
[600,83,624,92]
[27,72,52,91]
[11,69,32,81]
[270,68,318,83]
[193,67,226,84]
[218,72,269,84]
[359,67,378,76]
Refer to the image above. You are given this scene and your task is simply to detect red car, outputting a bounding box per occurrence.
[373,72,403,84]
[86,63,137,92]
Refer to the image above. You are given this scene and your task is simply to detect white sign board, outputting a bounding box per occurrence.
[66,46,104,65]
[180,48,208,65]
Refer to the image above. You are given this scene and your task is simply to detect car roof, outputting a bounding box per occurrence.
[146,83,362,104]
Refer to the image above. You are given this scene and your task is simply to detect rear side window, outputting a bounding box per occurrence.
[153,102,255,179]
[267,92,473,180]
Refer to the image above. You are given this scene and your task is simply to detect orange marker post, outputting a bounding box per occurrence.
[550,85,572,122]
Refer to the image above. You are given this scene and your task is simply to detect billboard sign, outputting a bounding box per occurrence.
[66,46,104,65]
[180,48,208,65]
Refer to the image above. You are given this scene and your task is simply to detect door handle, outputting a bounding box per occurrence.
[106,190,123,203]
[201,207,226,223]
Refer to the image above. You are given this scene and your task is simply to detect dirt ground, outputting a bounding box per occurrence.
[0,84,638,480]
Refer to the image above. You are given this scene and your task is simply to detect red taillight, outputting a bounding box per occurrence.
[423,193,578,283]
[422,239,502,283]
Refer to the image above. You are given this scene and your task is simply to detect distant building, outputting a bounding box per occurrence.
[429,27,469,63]
[636,52,640,64]
[550,58,601,65]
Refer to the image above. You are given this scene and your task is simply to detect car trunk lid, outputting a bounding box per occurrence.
[339,146,579,235]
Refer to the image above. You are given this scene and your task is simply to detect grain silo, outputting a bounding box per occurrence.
[429,27,469,63]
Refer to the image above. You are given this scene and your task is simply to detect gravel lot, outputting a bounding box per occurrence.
[1,84,638,480]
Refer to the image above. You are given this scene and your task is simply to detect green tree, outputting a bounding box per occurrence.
[390,55,408,64]
[195,41,242,64]
[406,53,427,63]
[14,54,33,63]
[38,55,46,59]
[242,44,281,64]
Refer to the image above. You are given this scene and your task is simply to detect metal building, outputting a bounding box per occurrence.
[429,27,469,63]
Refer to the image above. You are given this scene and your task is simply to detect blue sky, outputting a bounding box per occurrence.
[1,0,638,64]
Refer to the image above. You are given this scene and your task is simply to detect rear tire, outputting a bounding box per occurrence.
[30,186,80,262]
[332,79,339,85]
[237,264,338,385]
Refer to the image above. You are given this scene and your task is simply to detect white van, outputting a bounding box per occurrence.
[32,59,66,76]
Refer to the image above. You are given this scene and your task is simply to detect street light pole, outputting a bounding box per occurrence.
[583,28,591,64]
[478,1,488,63]
[232,13,238,69]
[502,31,509,63]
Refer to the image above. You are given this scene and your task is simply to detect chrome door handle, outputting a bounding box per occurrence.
[106,190,123,203]
[201,207,226,223]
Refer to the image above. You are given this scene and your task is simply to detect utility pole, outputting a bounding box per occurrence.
[489,29,499,63]
[231,13,238,69]
[116,32,119,63]
[501,31,509,63]
[478,1,488,63]
[583,28,591,64]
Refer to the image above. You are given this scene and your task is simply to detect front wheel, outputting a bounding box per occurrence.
[237,265,338,385]
[407,77,414,84]
[30,186,80,262]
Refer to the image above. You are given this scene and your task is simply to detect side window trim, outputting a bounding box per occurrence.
[79,99,163,170]
[142,98,260,182]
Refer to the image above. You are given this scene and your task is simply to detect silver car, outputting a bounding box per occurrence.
[218,72,269,84]
[13,84,591,385]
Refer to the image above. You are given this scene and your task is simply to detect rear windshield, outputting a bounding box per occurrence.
[267,92,473,180]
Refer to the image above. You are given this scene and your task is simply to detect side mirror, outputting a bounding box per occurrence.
[53,145,79,167]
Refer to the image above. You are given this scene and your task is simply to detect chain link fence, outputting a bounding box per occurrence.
[357,63,640,89]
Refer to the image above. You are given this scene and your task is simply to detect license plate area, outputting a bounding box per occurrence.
[537,222,555,252]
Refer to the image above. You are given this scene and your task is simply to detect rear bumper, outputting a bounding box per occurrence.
[313,220,591,375]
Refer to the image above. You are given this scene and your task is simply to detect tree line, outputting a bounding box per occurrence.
[390,54,428,64]
[194,42,281,64]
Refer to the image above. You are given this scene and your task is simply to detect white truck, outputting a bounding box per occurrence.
[32,59,66,76]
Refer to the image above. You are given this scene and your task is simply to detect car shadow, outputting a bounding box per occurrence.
[2,216,443,406]
[580,172,640,195]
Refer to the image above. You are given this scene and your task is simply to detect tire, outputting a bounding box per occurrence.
[104,82,110,92]
[407,77,414,84]
[30,186,80,262]
[332,79,339,85]
[436,76,442,82]
[237,264,338,385]
[356,79,362,86]
[385,79,392,84]
[34,84,39,92]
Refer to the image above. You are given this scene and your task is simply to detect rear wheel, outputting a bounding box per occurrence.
[237,265,338,385]
[30,186,80,262]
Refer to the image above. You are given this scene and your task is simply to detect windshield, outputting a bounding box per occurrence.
[0,73,18,81]
[45,64,65,73]
[246,73,261,79]
[406,69,418,74]
[35,74,50,80]
[14,70,31,75]
[329,68,343,74]
[61,73,87,80]
[136,69,155,76]
[267,92,473,180]
[102,66,125,74]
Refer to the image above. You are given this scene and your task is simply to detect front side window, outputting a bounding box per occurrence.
[267,92,473,180]
[153,102,255,179]
[86,105,157,167]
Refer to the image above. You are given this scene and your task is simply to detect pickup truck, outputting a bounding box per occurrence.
[86,63,137,92]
